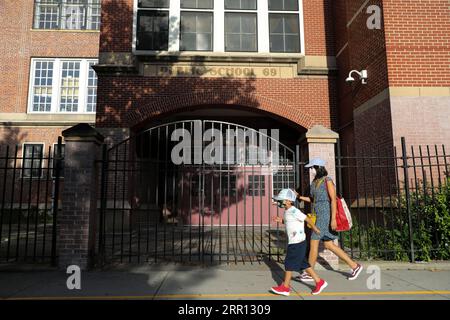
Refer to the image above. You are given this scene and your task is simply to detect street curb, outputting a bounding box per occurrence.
[338,261,450,271]
[1,261,450,272]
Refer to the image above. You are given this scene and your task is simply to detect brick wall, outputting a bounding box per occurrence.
[99,0,134,53]
[391,96,450,149]
[96,75,338,131]
[334,0,450,155]
[0,0,100,115]
[335,0,389,110]
[0,126,68,151]
[383,0,450,87]
[303,0,335,56]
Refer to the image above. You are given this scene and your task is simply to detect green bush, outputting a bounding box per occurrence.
[342,178,450,261]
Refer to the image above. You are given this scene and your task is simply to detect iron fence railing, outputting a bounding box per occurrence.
[0,137,63,265]
[336,138,450,262]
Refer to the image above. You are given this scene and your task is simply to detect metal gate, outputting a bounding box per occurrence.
[97,120,301,264]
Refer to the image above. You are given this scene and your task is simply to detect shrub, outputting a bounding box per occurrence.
[341,179,450,261]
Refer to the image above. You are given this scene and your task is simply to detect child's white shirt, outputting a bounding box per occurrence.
[283,206,307,244]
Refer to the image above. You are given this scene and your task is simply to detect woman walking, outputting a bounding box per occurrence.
[295,158,363,282]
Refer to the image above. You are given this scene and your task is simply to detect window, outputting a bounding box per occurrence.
[269,1,300,53]
[29,59,98,113]
[272,170,295,196]
[33,0,101,30]
[32,61,54,112]
[180,12,213,51]
[221,175,237,197]
[181,0,213,9]
[23,144,44,178]
[225,0,257,10]
[268,0,298,11]
[136,11,170,50]
[139,0,170,8]
[134,0,303,54]
[225,13,257,52]
[59,61,80,112]
[52,144,65,178]
[248,175,265,196]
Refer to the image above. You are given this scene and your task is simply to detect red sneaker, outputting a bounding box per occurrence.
[311,279,328,295]
[270,284,290,296]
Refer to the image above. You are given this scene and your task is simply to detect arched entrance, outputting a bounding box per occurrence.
[98,120,305,264]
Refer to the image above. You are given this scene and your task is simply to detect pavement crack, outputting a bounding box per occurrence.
[151,271,170,300]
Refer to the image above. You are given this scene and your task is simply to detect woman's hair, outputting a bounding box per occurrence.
[313,165,328,180]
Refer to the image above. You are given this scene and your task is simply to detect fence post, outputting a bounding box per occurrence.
[51,136,63,266]
[59,124,104,270]
[401,137,415,262]
[98,144,108,266]
[299,125,340,269]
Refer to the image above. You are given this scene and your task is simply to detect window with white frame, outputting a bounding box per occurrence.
[23,144,44,178]
[33,0,101,30]
[224,0,257,52]
[268,0,300,52]
[272,169,295,196]
[134,0,303,53]
[248,175,265,196]
[29,58,98,113]
[180,0,214,51]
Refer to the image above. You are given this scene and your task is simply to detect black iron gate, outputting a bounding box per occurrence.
[0,137,63,265]
[97,120,301,264]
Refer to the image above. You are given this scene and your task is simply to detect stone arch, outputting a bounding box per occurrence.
[126,91,314,130]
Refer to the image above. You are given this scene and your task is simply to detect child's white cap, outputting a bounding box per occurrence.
[272,189,297,202]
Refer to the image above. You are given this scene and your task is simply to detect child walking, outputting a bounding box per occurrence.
[270,188,328,296]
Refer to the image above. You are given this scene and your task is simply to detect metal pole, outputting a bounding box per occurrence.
[51,136,62,267]
[98,144,108,265]
[401,137,415,262]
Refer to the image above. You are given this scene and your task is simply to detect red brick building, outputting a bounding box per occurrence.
[2,0,448,182]
[94,0,450,163]
[0,0,100,160]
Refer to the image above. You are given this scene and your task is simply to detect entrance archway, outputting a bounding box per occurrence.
[99,120,305,264]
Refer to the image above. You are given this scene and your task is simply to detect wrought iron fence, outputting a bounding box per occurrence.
[0,138,63,265]
[336,138,450,262]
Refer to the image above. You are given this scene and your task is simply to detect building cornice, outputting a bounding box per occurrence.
[0,113,96,127]
[96,52,337,76]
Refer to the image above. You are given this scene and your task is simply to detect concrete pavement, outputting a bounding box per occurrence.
[0,261,449,300]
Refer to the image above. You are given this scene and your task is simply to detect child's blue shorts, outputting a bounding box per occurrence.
[284,241,310,272]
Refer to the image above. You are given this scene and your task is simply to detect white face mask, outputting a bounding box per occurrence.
[310,168,317,177]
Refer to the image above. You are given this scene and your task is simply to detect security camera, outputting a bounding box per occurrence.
[345,76,355,83]
[346,69,368,84]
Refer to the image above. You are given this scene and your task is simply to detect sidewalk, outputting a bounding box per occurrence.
[1,261,449,300]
